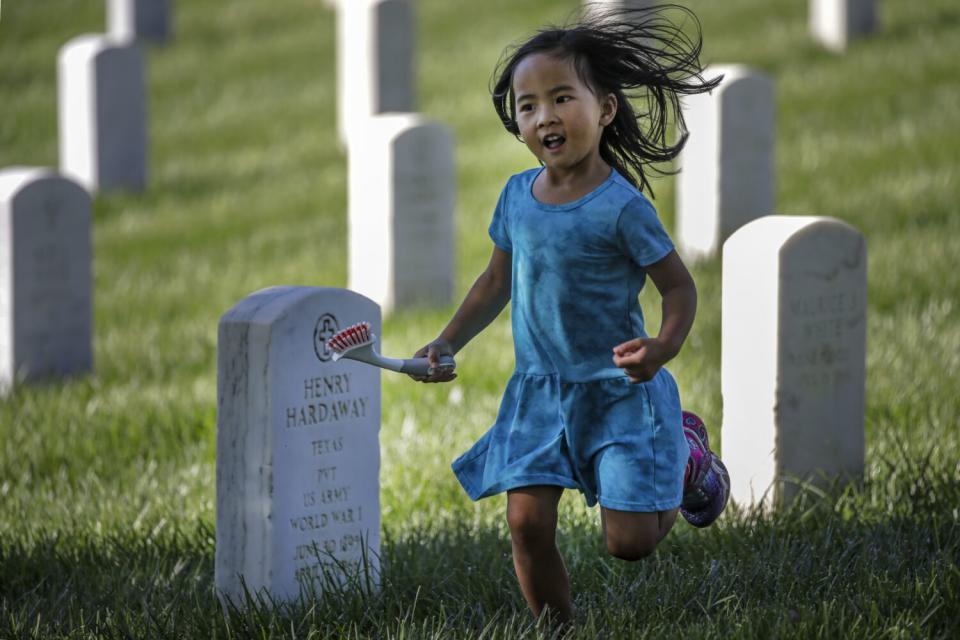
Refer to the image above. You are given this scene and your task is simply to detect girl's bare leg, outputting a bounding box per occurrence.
[506,486,573,624]
[600,507,679,561]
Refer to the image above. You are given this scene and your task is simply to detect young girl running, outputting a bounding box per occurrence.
[411,5,724,623]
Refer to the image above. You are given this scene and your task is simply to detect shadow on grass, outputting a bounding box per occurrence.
[2,444,959,638]
[0,521,535,639]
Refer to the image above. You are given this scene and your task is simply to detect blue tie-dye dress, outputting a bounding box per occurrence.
[451,168,687,512]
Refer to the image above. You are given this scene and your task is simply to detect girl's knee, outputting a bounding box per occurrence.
[605,530,658,562]
[601,507,677,561]
[507,503,557,548]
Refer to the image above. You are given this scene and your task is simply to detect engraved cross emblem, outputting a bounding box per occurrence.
[313,313,339,362]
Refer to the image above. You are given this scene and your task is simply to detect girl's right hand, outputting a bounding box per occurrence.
[409,338,458,383]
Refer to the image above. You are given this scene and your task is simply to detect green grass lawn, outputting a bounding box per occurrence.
[1,0,958,637]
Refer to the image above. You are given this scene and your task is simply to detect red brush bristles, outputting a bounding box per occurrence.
[326,321,372,353]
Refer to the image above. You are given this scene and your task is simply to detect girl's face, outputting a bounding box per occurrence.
[512,52,616,176]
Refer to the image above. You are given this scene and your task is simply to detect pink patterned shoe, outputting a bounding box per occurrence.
[680,411,730,528]
[683,410,710,448]
[681,411,710,503]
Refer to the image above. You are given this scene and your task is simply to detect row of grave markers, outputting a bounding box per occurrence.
[3,0,453,393]
[2,0,873,395]
[57,0,880,197]
[2,0,880,394]
[0,2,173,391]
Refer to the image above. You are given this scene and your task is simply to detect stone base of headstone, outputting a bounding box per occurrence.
[0,168,92,393]
[58,34,147,193]
[216,286,382,604]
[721,215,866,510]
[348,113,455,314]
[810,0,877,52]
[337,0,415,146]
[677,64,775,262]
[108,0,172,44]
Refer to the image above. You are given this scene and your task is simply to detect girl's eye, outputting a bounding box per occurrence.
[518,103,533,112]
[557,95,572,103]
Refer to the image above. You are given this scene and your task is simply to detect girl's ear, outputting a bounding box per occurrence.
[600,92,618,127]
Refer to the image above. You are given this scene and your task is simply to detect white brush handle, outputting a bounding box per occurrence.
[334,343,455,376]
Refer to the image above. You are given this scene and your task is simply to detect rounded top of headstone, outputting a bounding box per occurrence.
[0,167,88,204]
[705,64,771,89]
[356,112,452,149]
[220,286,381,329]
[371,112,421,127]
[724,215,863,258]
[58,33,138,64]
[356,113,452,144]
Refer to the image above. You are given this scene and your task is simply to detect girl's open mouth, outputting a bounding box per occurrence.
[543,134,566,150]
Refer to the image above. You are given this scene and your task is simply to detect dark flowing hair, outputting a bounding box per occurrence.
[491,3,721,197]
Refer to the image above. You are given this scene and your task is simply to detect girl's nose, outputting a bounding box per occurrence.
[537,105,558,128]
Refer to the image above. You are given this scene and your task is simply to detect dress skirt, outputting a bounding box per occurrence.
[452,367,686,512]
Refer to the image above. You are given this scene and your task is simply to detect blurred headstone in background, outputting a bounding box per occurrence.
[348,114,455,314]
[810,0,877,52]
[721,216,867,510]
[583,0,653,11]
[337,0,415,146]
[676,65,774,262]
[107,0,172,44]
[58,35,148,194]
[0,168,93,394]
[217,286,382,603]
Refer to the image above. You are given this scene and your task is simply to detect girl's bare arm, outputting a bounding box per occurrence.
[410,246,512,382]
[645,250,697,358]
[439,246,512,354]
[613,250,697,382]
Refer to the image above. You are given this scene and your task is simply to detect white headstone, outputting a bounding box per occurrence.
[58,34,147,193]
[676,65,775,262]
[721,216,867,509]
[107,0,171,44]
[0,168,93,393]
[337,0,415,145]
[216,286,382,603]
[810,0,877,52]
[348,113,455,313]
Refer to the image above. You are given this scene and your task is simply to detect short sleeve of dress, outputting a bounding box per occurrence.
[488,181,512,252]
[616,196,674,267]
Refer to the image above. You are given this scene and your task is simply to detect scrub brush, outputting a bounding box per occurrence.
[326,322,456,377]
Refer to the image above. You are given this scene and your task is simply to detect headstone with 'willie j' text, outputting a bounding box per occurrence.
[348,113,454,314]
[721,216,866,510]
[0,168,93,394]
[216,286,382,604]
[58,34,147,194]
[676,64,774,262]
